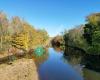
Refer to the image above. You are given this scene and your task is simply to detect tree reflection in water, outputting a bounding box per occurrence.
[52,46,100,80]
[62,53,100,80]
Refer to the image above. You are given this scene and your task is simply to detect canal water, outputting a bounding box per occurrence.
[38,48,84,80]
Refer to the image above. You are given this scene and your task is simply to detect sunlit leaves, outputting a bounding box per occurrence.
[84,13,100,54]
[86,13,100,26]
[0,11,49,53]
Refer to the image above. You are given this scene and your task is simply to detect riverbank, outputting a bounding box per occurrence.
[0,58,39,80]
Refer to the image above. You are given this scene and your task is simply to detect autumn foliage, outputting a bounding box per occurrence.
[0,11,49,54]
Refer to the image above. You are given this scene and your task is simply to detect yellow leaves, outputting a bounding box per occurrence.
[11,32,30,51]
[0,11,49,52]
[87,13,100,26]
[24,32,29,51]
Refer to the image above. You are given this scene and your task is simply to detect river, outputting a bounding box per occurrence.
[37,48,83,80]
[35,48,100,80]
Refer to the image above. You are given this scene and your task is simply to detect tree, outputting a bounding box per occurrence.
[0,11,9,50]
[11,31,30,51]
[83,13,100,54]
[10,16,23,34]
[0,11,49,55]
[65,25,87,49]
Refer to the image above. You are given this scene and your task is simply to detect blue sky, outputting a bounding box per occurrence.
[0,0,100,36]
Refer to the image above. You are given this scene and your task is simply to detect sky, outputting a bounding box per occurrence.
[0,0,100,37]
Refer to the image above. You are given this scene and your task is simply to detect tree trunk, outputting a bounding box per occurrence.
[0,36,3,49]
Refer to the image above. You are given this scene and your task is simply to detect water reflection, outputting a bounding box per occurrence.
[61,55,84,76]
[33,47,100,80]
[83,68,100,80]
[62,54,100,80]
[38,48,83,80]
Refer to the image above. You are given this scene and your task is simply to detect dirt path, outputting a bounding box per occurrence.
[0,58,39,80]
